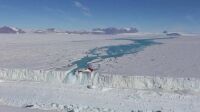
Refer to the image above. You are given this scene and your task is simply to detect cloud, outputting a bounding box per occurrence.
[74,1,91,16]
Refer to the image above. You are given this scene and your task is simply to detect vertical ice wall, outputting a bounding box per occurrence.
[97,74,200,91]
[0,68,200,91]
[0,68,99,85]
[0,68,69,83]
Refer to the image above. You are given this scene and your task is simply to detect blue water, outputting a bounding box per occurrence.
[71,37,170,71]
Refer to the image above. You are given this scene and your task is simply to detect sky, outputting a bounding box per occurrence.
[0,0,200,33]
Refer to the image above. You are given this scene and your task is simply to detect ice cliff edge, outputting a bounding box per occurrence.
[0,68,199,92]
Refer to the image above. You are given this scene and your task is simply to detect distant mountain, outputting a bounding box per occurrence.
[65,30,90,34]
[65,27,138,35]
[0,26,25,34]
[0,26,138,35]
[167,33,181,36]
[33,30,46,34]
[92,27,138,34]
[46,28,56,33]
[33,28,65,34]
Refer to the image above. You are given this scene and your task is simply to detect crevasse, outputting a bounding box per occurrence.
[0,68,200,91]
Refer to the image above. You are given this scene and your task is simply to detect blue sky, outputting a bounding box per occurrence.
[0,0,199,33]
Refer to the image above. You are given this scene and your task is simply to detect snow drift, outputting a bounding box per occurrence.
[0,68,200,92]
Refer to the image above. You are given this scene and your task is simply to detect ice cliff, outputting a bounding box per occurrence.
[0,68,199,92]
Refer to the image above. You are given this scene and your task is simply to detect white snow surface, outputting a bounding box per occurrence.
[98,36,200,77]
[0,80,200,112]
[0,105,56,112]
[0,33,200,112]
[0,34,131,70]
[0,33,200,78]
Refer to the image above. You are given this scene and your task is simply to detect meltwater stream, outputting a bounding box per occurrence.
[72,37,163,71]
[60,37,162,84]
[52,37,164,85]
